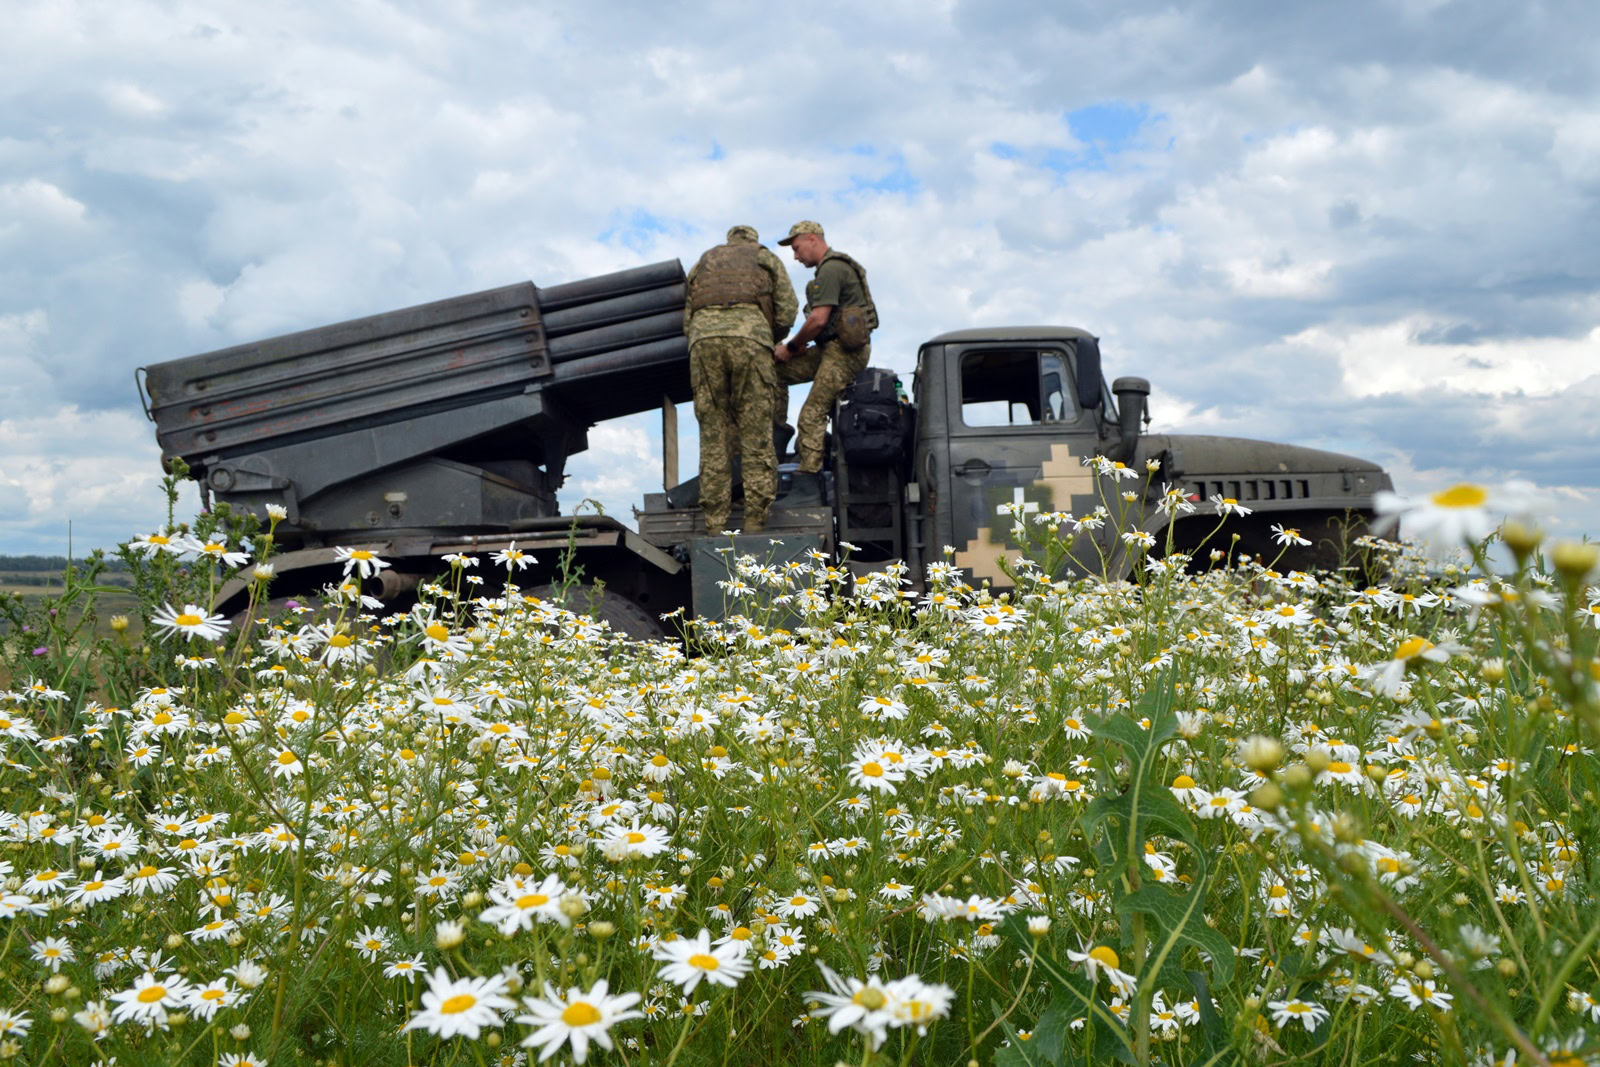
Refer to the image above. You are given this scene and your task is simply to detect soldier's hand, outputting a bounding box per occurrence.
[773,342,790,363]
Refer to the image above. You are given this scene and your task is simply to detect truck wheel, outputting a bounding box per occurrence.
[528,583,666,642]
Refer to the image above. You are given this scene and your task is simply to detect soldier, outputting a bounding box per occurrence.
[684,224,798,534]
[773,221,879,474]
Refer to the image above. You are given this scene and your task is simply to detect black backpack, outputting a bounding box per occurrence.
[836,368,909,466]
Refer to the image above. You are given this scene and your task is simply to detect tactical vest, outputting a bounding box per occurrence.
[687,243,775,327]
[814,249,879,345]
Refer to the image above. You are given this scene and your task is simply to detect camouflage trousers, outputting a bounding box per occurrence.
[690,335,778,532]
[775,339,870,473]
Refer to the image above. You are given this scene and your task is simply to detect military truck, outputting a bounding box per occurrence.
[139,259,1393,639]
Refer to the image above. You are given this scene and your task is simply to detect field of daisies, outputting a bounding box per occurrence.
[0,478,1597,1067]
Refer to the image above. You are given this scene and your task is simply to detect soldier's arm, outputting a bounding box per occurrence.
[777,305,834,360]
[762,248,799,338]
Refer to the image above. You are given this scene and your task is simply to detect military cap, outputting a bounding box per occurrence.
[777,220,825,246]
[726,224,759,242]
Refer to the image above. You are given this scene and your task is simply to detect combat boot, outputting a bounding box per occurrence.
[743,515,768,535]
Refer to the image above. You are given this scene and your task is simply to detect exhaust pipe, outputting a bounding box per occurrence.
[1111,376,1150,462]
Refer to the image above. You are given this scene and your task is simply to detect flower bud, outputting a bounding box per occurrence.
[1500,521,1542,558]
[434,919,466,950]
[1281,764,1312,791]
[1241,736,1284,772]
[1551,540,1599,579]
[1250,783,1285,812]
[110,616,129,633]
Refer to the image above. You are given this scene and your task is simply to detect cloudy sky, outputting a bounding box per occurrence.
[2,0,1597,556]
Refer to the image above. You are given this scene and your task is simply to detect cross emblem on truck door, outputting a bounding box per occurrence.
[997,487,1039,517]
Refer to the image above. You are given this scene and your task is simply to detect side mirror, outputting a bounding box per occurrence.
[1075,338,1103,409]
[1112,376,1150,460]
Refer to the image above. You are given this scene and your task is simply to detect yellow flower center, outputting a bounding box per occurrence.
[328,635,352,648]
[562,1001,602,1026]
[350,550,374,561]
[688,953,720,971]
[152,712,173,725]
[424,623,449,642]
[202,989,225,1001]
[1088,945,1121,970]
[174,613,203,627]
[515,893,550,909]
[1172,774,1195,789]
[1430,484,1487,508]
[860,761,884,778]
[84,880,104,892]
[651,754,670,767]
[853,988,886,1010]
[138,985,167,1003]
[626,832,646,844]
[278,751,297,765]
[1394,637,1434,660]
[440,993,476,1014]
[136,865,158,878]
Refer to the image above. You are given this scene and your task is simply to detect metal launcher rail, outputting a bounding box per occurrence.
[138,260,691,542]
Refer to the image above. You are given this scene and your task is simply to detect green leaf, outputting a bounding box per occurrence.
[1185,969,1238,1066]
[1078,675,1197,864]
[1115,880,1235,985]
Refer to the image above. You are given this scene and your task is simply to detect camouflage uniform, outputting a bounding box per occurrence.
[776,247,875,473]
[684,225,798,532]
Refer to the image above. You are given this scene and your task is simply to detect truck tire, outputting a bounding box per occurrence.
[529,583,666,642]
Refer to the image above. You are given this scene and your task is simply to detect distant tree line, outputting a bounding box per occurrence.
[0,555,132,573]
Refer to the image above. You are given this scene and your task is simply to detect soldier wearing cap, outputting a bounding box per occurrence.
[683,224,798,534]
[773,221,879,474]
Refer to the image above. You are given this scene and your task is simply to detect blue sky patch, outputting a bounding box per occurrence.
[990,102,1155,173]
[1067,102,1149,154]
[597,209,689,253]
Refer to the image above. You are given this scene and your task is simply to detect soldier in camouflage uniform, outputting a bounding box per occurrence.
[774,220,878,473]
[684,225,798,534]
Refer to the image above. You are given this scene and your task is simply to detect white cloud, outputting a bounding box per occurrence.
[1289,318,1600,398]
[0,179,88,228]
[0,405,199,555]
[103,81,165,117]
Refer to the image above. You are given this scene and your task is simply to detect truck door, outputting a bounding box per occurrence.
[942,344,1104,585]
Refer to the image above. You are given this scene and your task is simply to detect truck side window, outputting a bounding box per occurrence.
[1041,352,1070,422]
[960,349,1075,427]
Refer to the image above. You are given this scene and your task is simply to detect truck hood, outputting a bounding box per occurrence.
[1144,434,1386,477]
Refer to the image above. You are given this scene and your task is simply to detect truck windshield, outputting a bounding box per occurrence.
[959,349,1076,427]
